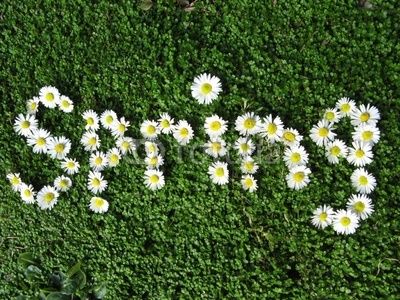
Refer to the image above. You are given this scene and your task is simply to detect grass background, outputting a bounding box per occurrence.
[1,0,400,298]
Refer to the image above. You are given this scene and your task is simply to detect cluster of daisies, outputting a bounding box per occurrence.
[8,86,78,210]
[310,98,380,234]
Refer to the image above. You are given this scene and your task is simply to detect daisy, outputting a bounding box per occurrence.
[351,104,380,126]
[26,97,40,115]
[61,158,80,175]
[286,165,311,190]
[36,186,59,210]
[145,154,164,169]
[89,196,109,213]
[19,183,36,204]
[39,86,60,108]
[204,115,228,137]
[241,174,258,192]
[173,120,194,145]
[144,141,159,156]
[54,175,72,192]
[144,169,165,190]
[323,108,341,124]
[204,137,227,158]
[351,168,376,194]
[191,73,222,105]
[336,97,356,117]
[352,124,380,145]
[310,120,336,147]
[259,115,284,143]
[80,131,101,152]
[158,113,174,134]
[14,113,38,137]
[58,95,74,113]
[26,128,51,154]
[208,161,229,185]
[111,117,130,137]
[7,173,23,191]
[89,151,108,171]
[311,205,334,229]
[47,136,71,160]
[235,112,261,136]
[347,141,373,167]
[281,128,303,147]
[347,194,374,220]
[87,171,108,194]
[107,148,121,167]
[82,110,100,131]
[332,209,359,235]
[100,110,118,129]
[283,145,309,168]
[234,137,255,156]
[240,156,259,174]
[325,139,348,164]
[140,120,160,140]
[116,137,136,155]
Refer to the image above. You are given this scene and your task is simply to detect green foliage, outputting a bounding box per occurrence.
[1,0,400,299]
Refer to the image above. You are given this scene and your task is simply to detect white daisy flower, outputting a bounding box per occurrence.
[7,173,23,191]
[36,185,59,210]
[234,137,255,157]
[347,194,374,220]
[144,141,159,156]
[19,183,36,204]
[310,120,336,147]
[336,97,356,117]
[208,161,229,185]
[235,112,261,136]
[61,158,80,175]
[241,174,258,192]
[283,145,309,168]
[281,128,303,147]
[347,141,373,167]
[54,175,72,192]
[204,137,227,158]
[80,131,101,152]
[158,113,174,134]
[107,148,121,167]
[325,139,348,164]
[350,104,380,126]
[87,171,108,194]
[144,169,165,190]
[82,110,100,131]
[111,117,130,137]
[100,110,118,129]
[311,205,334,229]
[332,209,360,235]
[89,196,109,213]
[204,115,228,137]
[39,86,60,108]
[116,137,136,155]
[14,113,38,137]
[140,120,160,140]
[26,97,40,115]
[259,115,284,143]
[89,151,108,171]
[58,95,74,113]
[47,136,71,160]
[240,156,259,174]
[191,73,222,105]
[323,108,341,124]
[351,168,376,194]
[286,165,311,190]
[26,128,51,154]
[352,124,380,145]
[172,120,194,145]
[145,154,164,169]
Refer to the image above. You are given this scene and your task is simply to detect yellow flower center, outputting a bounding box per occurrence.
[267,123,277,134]
[353,201,365,213]
[60,179,69,188]
[200,83,212,95]
[325,111,335,121]
[37,137,46,146]
[110,154,119,164]
[87,117,94,126]
[105,115,114,124]
[240,143,249,152]
[330,146,341,156]
[339,216,351,227]
[244,162,254,171]
[211,142,222,152]
[290,153,301,163]
[215,167,225,177]
[341,103,351,113]
[122,141,130,150]
[318,127,329,137]
[180,128,189,138]
[55,143,65,153]
[67,161,75,169]
[319,212,328,222]
[160,119,170,128]
[11,177,20,185]
[355,149,365,158]
[283,132,295,142]
[362,131,373,141]
[94,197,105,208]
[44,192,55,203]
[149,174,159,184]
[149,157,158,165]
[359,175,368,186]
[45,93,54,101]
[23,189,32,197]
[21,120,30,129]
[147,125,156,135]
[210,121,221,131]
[360,112,370,122]
[88,137,97,146]
[293,172,305,183]
[30,102,37,110]
[118,123,126,133]
[244,178,253,188]
[94,157,103,165]
[243,118,256,129]
[92,178,101,187]
[61,100,70,108]
[147,144,156,153]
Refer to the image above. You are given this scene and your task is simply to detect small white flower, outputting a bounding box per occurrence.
[336,97,356,117]
[14,113,38,137]
[61,158,80,175]
[80,131,101,152]
[332,209,360,235]
[87,171,108,194]
[351,168,376,194]
[140,120,160,140]
[347,141,373,167]
[145,154,164,169]
[111,117,130,137]
[259,115,284,143]
[240,156,259,174]
[82,110,100,131]
[144,141,159,156]
[286,165,311,190]
[208,161,229,185]
[36,185,59,210]
[39,86,60,108]
[281,128,303,147]
[172,120,194,145]
[58,95,74,113]
[107,148,121,167]
[347,194,374,220]
[191,73,222,105]
[116,137,136,155]
[311,205,334,229]
[26,128,51,154]
[323,108,341,124]
[7,173,23,191]
[204,115,228,137]
[19,183,36,204]
[352,123,380,145]
[350,104,380,126]
[234,137,255,157]
[100,110,118,129]
[144,169,165,190]
[89,196,109,213]
[310,120,336,147]
[235,112,261,136]
[325,139,348,164]
[204,137,227,158]
[54,175,72,192]
[158,113,174,134]
[26,97,40,115]
[283,145,309,168]
[241,174,258,192]
[47,136,71,160]
[89,151,108,171]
